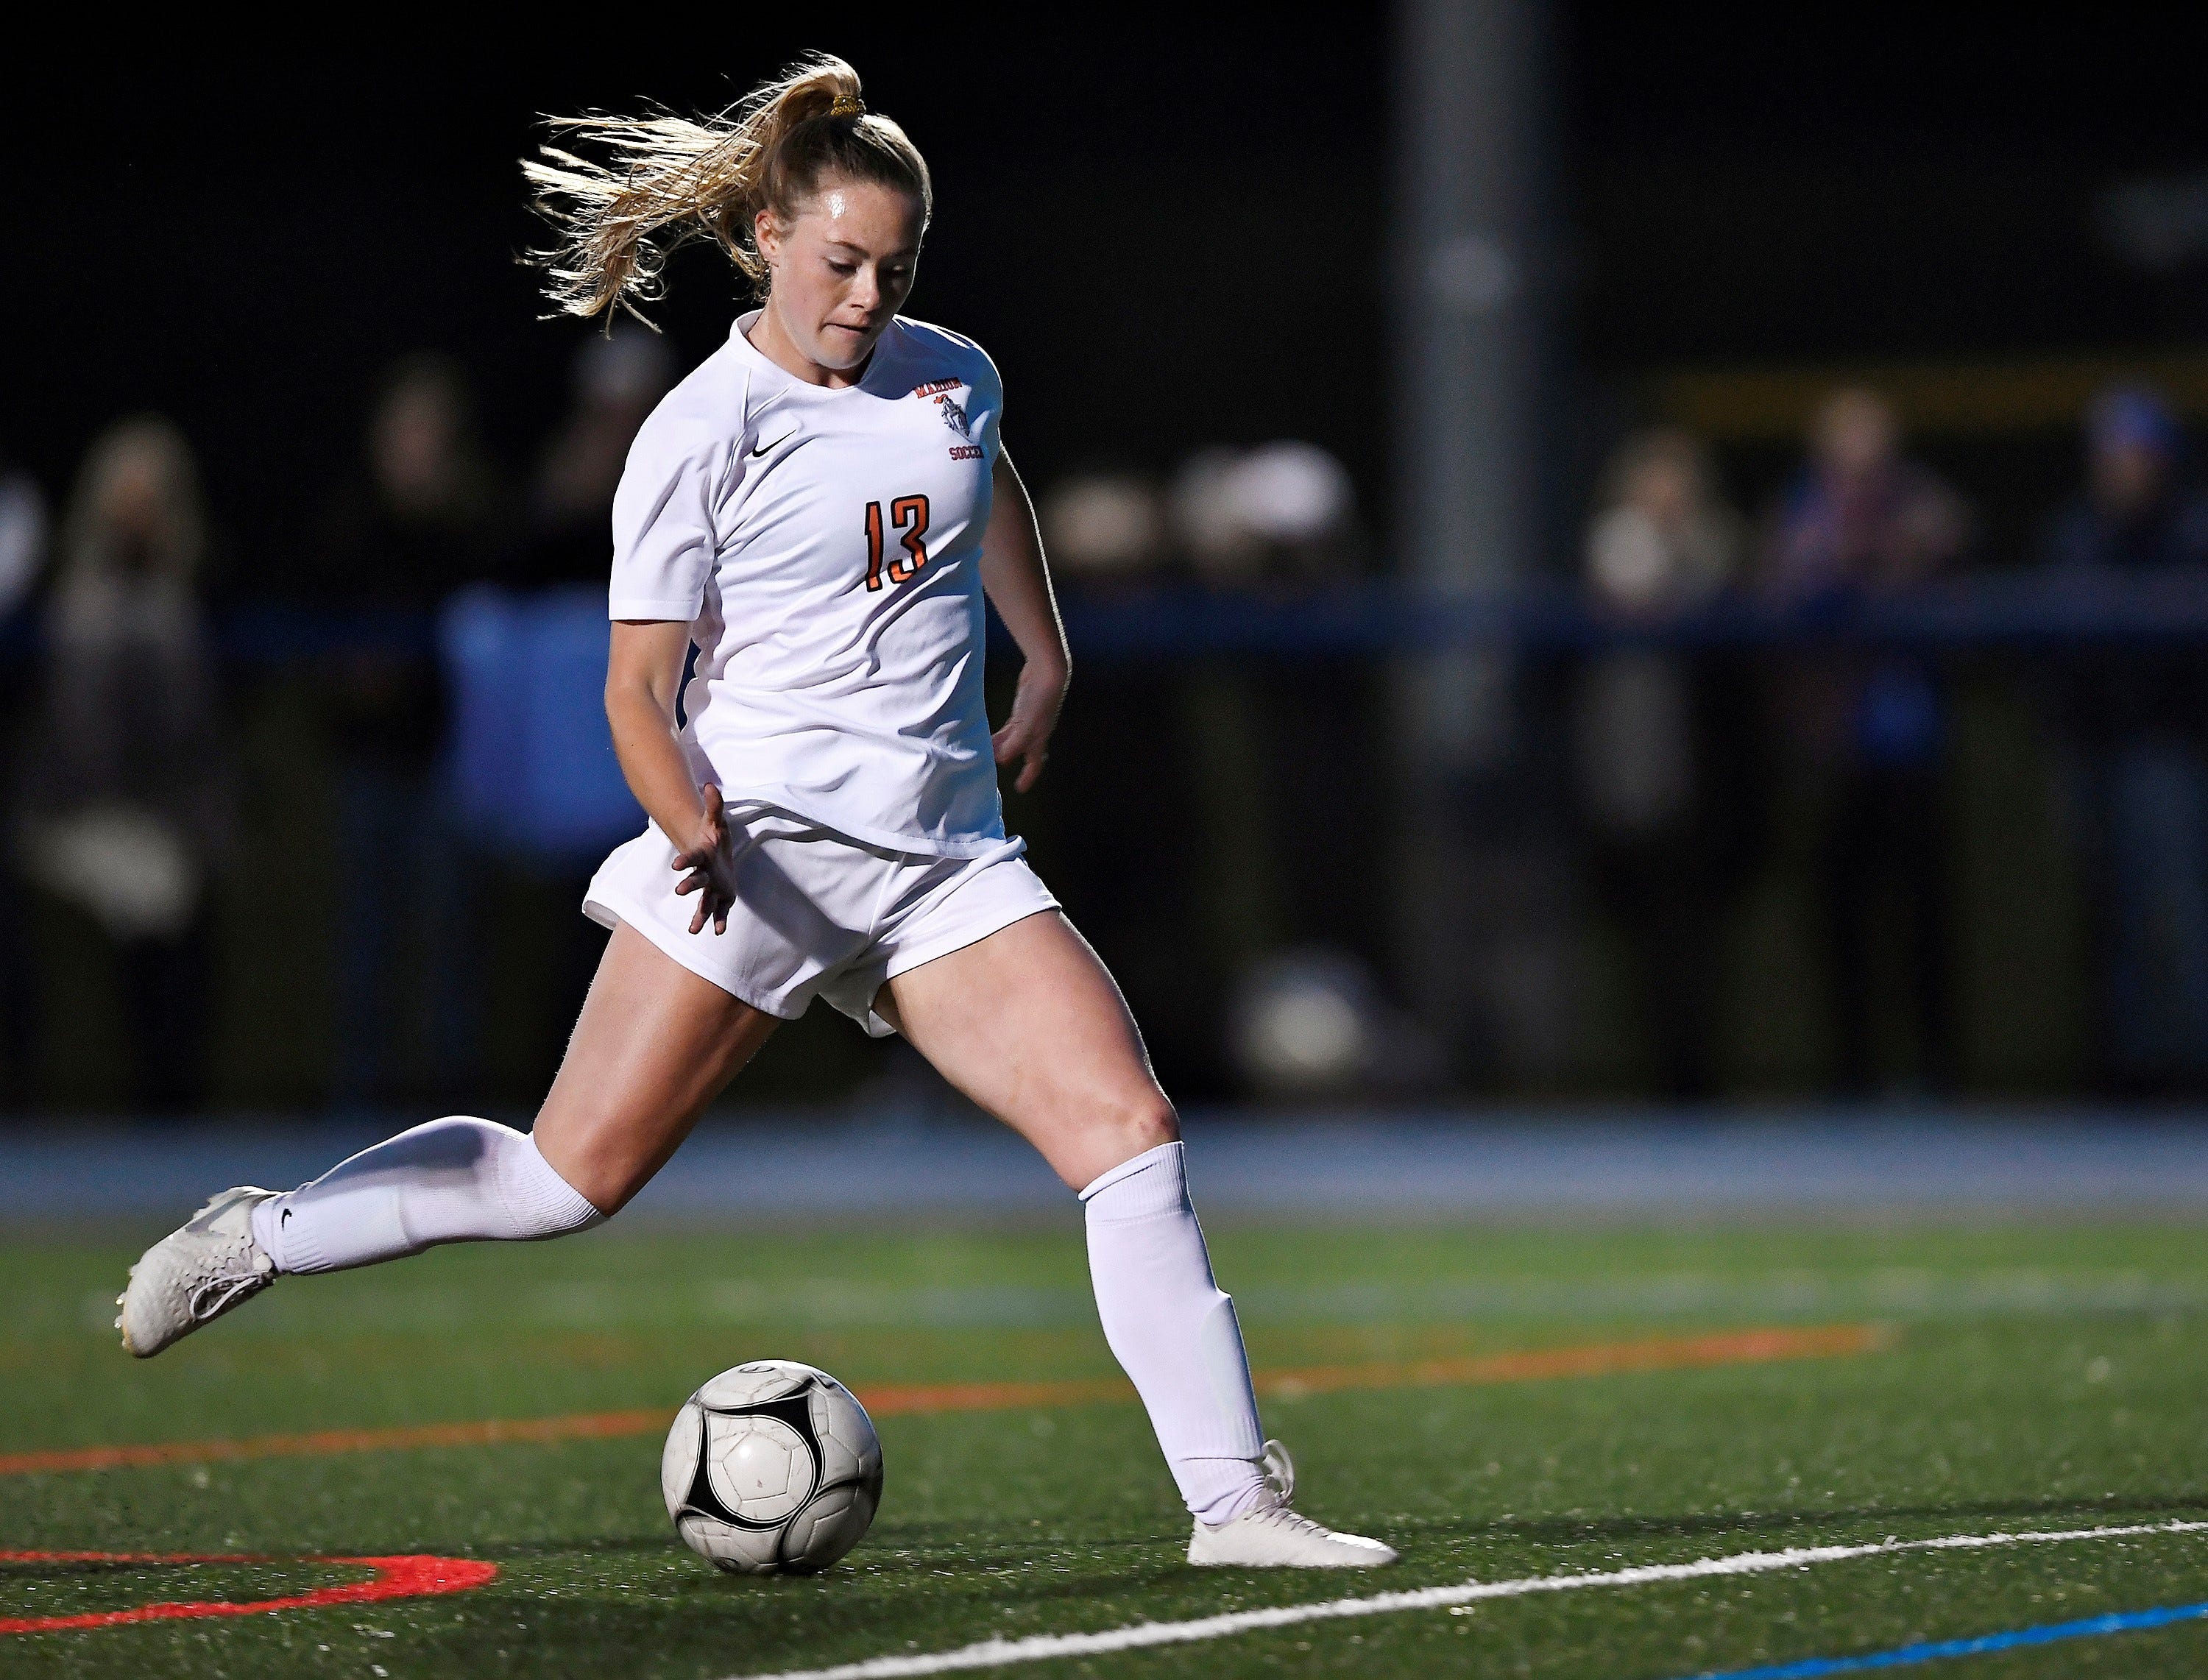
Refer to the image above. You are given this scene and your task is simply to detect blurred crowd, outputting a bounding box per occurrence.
[7,361,2208,1112]
[1560,383,2208,1101]
[0,330,675,1113]
[1041,379,2208,1103]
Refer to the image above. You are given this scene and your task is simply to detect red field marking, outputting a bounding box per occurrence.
[0,1323,1884,1478]
[0,1550,496,1635]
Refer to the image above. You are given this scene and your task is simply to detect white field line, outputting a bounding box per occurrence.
[726,1518,2208,1680]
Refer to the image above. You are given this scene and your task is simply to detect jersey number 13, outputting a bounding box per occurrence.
[863,495,930,592]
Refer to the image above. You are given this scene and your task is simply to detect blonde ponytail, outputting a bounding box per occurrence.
[523,53,933,324]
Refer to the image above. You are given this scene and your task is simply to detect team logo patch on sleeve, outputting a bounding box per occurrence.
[913,380,980,458]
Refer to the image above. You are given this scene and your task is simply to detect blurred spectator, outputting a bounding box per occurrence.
[1228,946,1440,1099]
[1167,442,1380,1090]
[0,461,44,620]
[315,355,503,1107]
[0,455,48,1106]
[1038,472,1168,584]
[2041,384,2208,1091]
[464,328,673,1085]
[520,327,672,584]
[1570,428,1748,1099]
[1764,389,1970,1096]
[1171,442,1360,584]
[15,418,228,1110]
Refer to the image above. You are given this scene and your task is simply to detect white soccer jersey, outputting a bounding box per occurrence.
[608,312,1006,857]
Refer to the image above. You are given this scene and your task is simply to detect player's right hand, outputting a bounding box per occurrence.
[671,784,737,935]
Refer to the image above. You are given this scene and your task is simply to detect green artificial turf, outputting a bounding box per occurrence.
[5,1218,2208,1677]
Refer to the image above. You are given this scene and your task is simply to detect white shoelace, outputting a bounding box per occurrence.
[188,1267,269,1322]
[1240,1438,1334,1536]
[1244,1505,1337,1541]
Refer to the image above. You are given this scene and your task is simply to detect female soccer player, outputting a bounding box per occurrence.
[118,54,1392,1570]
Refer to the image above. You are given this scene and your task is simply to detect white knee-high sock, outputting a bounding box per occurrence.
[1081,1141,1268,1525]
[248,1116,604,1275]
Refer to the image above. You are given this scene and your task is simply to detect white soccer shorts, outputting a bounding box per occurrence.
[583,812,1058,1035]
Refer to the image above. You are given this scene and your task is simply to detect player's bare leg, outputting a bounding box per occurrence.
[119,925,772,1355]
[878,910,1395,1567]
[531,924,780,1212]
[875,910,1170,1190]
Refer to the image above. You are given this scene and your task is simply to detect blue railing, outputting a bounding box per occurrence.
[7,575,2197,865]
[2,573,2190,669]
[1050,573,2208,659]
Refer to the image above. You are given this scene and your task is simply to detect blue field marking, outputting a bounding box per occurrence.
[1692,1600,2208,1678]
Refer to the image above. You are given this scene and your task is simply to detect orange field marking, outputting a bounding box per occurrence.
[0,1323,1885,1478]
[1248,1322,1887,1400]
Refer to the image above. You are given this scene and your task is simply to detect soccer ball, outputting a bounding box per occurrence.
[661,1360,884,1574]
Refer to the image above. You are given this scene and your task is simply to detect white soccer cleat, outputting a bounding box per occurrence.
[117,1188,279,1358]
[1186,1440,1398,1568]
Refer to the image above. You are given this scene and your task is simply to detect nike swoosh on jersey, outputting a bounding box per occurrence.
[749,430,797,458]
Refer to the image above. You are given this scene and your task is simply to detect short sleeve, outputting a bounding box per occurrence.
[972,348,1005,465]
[607,419,725,622]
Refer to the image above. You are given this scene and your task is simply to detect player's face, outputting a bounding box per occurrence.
[757,179,924,372]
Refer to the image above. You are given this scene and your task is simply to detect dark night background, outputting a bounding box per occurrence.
[4,6,2208,1109]
[8,7,2204,569]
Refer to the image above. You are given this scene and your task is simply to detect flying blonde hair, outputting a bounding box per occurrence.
[523,53,933,325]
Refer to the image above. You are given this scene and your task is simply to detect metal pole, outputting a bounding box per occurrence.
[1397,0,1546,622]
[1392,0,1571,1082]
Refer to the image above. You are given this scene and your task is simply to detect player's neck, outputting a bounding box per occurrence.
[746,305,874,391]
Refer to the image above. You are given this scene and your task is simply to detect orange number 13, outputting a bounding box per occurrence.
[863,495,930,592]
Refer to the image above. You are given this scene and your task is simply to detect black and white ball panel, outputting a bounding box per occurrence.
[662,1359,884,1575]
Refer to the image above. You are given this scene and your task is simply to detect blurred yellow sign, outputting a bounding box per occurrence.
[1648,347,2208,440]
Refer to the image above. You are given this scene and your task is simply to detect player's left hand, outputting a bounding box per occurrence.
[992,659,1066,793]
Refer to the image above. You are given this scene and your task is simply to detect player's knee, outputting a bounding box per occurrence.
[1103,1089,1180,1161]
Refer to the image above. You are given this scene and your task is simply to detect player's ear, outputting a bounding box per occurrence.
[754,208,784,264]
